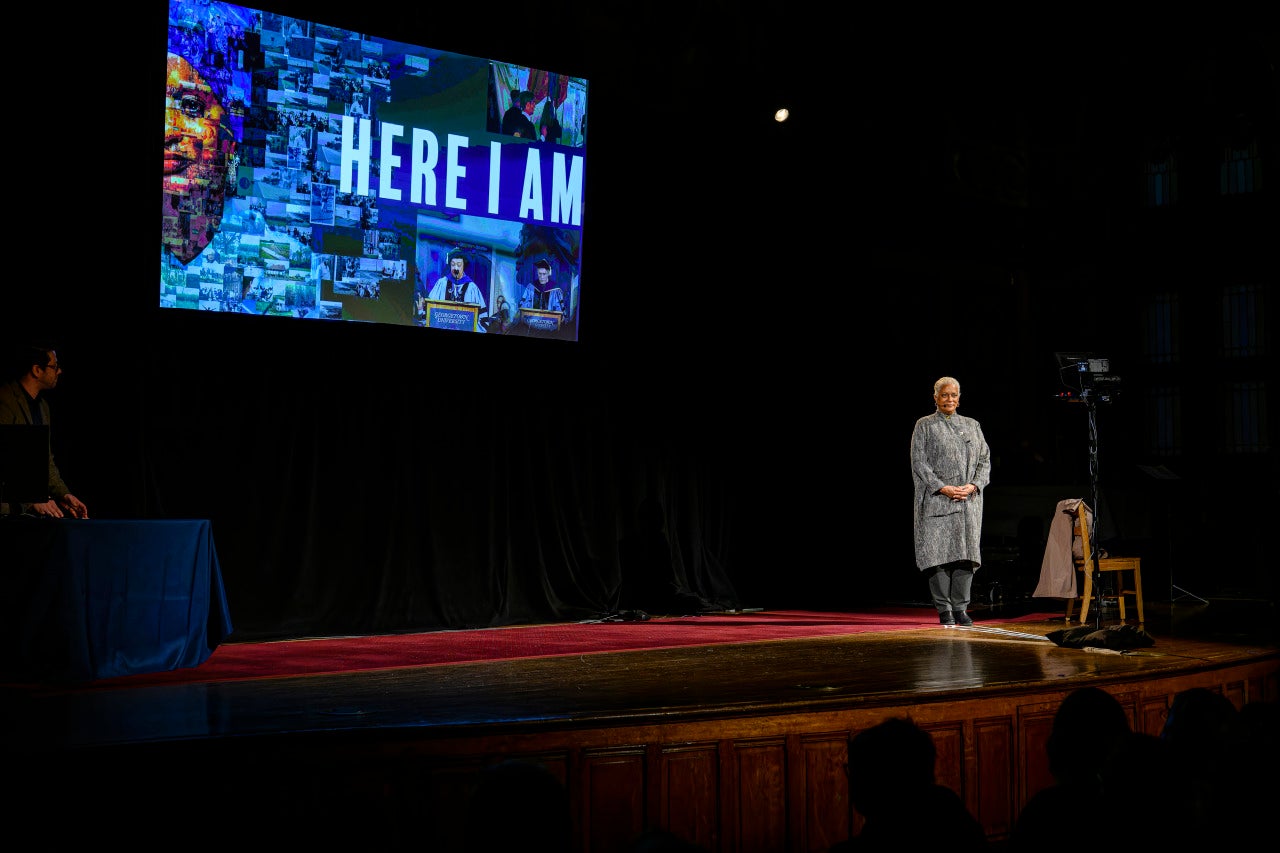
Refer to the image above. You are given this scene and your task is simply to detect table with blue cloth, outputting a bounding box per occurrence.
[0,518,233,683]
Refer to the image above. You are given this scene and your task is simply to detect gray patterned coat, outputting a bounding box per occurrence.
[911,411,991,571]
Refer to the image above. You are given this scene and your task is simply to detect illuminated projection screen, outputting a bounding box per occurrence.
[161,1,588,340]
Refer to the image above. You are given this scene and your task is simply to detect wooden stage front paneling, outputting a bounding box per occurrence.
[5,609,1278,852]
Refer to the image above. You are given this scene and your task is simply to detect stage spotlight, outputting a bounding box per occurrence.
[774,107,790,123]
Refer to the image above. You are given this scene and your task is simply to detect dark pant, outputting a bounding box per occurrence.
[927,562,975,614]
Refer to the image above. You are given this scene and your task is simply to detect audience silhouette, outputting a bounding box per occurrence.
[1096,728,1181,847]
[1157,686,1255,847]
[1008,686,1132,851]
[1010,685,1280,851]
[1237,697,1280,840]
[831,716,988,851]
[462,759,572,853]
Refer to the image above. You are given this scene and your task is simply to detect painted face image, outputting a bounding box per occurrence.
[163,52,235,264]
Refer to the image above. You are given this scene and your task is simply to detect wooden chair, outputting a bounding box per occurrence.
[1065,501,1145,626]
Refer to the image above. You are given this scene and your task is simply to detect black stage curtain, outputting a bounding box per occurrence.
[43,313,746,642]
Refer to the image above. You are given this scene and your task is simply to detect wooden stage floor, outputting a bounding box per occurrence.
[3,599,1277,851]
[3,598,1276,754]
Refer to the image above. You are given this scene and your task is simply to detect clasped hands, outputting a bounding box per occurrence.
[940,484,977,502]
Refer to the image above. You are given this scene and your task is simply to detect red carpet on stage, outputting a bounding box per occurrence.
[77,608,1059,690]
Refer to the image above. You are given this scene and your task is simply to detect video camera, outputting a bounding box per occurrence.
[1054,352,1121,403]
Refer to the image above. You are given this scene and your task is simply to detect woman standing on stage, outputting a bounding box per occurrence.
[911,376,990,625]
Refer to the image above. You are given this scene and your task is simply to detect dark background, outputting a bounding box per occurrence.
[5,4,1275,639]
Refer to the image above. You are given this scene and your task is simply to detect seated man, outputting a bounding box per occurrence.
[0,346,89,518]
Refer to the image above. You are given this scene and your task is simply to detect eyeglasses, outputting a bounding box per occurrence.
[41,363,62,372]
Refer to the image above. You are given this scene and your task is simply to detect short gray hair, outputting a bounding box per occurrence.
[933,376,961,397]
